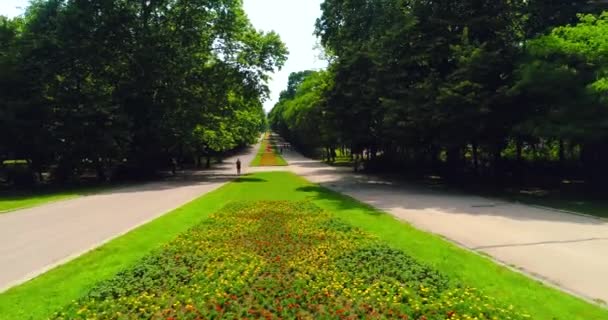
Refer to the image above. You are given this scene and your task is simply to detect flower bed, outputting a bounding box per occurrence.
[53,201,528,319]
[251,133,287,167]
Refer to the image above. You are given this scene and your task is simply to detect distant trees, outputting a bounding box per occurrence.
[0,0,286,185]
[269,70,335,154]
[271,0,608,186]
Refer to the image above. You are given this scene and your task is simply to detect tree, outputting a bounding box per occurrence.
[0,0,287,185]
[286,0,608,186]
[513,12,608,181]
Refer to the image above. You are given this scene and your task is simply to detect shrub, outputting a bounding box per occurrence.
[52,201,529,320]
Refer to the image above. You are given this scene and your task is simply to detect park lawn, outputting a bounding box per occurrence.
[0,186,108,213]
[250,133,288,166]
[323,148,353,167]
[54,201,527,319]
[0,172,605,319]
[507,192,608,219]
[322,148,608,219]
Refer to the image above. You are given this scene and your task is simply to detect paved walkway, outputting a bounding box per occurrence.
[0,144,258,292]
[2,139,607,304]
[281,150,608,304]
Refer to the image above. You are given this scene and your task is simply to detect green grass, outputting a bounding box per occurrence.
[249,135,268,166]
[54,201,527,319]
[440,181,608,219]
[322,149,608,219]
[250,134,288,166]
[1,160,28,165]
[0,187,107,213]
[507,193,608,219]
[326,149,353,167]
[0,172,605,319]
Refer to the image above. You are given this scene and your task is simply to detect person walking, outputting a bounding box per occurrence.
[236,158,242,176]
[171,157,177,175]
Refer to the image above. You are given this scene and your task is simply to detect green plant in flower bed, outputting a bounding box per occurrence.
[53,201,528,320]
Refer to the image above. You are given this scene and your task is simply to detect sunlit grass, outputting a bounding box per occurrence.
[250,133,287,166]
[0,172,604,319]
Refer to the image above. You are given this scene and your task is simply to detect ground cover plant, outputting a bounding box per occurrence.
[1,172,605,319]
[0,185,109,213]
[52,201,529,320]
[0,191,78,213]
[250,134,288,167]
[323,149,353,167]
[1,1,286,185]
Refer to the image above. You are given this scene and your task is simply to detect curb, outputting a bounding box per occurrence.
[319,182,608,308]
[512,201,608,222]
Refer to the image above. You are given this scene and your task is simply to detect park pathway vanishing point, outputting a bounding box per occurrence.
[0,142,259,293]
[279,149,608,304]
[2,138,608,305]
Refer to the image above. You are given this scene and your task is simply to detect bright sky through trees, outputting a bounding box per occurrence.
[242,0,328,111]
[0,0,26,18]
[0,0,327,112]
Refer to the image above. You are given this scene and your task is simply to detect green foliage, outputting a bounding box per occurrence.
[0,0,287,183]
[0,190,77,212]
[250,133,288,166]
[269,70,336,152]
[52,201,529,320]
[335,245,450,292]
[1,172,604,319]
[513,12,608,174]
[273,1,608,183]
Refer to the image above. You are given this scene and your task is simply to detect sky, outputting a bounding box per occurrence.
[0,0,27,18]
[0,0,328,112]
[243,0,327,111]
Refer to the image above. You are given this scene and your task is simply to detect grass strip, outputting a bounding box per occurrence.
[53,201,529,319]
[0,172,605,319]
[250,133,287,167]
[0,186,110,213]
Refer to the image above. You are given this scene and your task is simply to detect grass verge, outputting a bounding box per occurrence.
[0,172,605,319]
[54,201,529,319]
[323,148,353,167]
[507,193,608,219]
[0,186,108,213]
[250,133,287,167]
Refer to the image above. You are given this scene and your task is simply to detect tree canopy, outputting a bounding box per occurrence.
[0,0,287,184]
[271,0,608,184]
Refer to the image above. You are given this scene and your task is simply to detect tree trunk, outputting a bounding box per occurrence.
[515,138,523,182]
[558,139,565,165]
[515,138,523,163]
[206,156,211,169]
[493,148,502,179]
[95,159,106,182]
[472,142,479,174]
[446,146,462,173]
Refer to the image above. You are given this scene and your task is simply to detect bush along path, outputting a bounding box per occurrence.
[53,201,529,320]
[250,133,288,167]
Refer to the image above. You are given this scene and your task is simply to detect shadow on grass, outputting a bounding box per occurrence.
[234,177,268,183]
[295,185,383,216]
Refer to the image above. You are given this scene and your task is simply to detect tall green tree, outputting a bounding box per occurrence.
[0,0,287,184]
